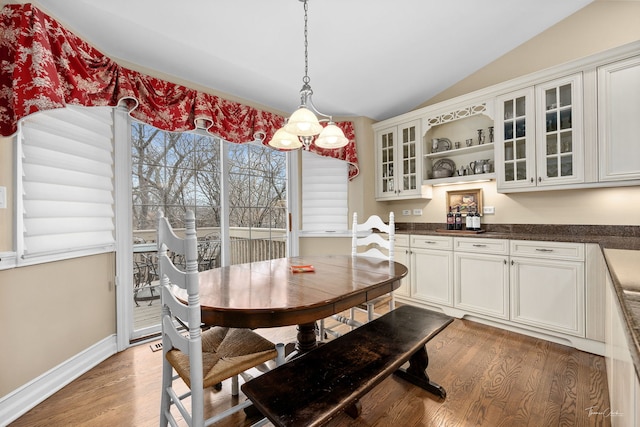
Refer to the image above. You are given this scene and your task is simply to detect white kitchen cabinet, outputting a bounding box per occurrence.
[605,271,639,427]
[374,119,427,200]
[411,235,453,307]
[510,240,585,337]
[495,74,584,192]
[454,238,510,319]
[399,234,606,353]
[393,234,411,298]
[598,55,640,182]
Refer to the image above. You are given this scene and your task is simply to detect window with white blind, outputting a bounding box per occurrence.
[17,106,115,264]
[301,151,348,233]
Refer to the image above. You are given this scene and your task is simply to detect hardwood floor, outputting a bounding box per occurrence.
[10,314,611,427]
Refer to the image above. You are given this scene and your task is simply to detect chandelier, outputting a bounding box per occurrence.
[268,0,349,151]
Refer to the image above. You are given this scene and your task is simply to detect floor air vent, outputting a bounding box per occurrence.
[150,342,163,352]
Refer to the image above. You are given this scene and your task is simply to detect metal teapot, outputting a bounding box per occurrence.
[470,159,489,174]
[468,161,479,174]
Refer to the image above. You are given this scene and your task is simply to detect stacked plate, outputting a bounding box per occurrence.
[432,158,455,178]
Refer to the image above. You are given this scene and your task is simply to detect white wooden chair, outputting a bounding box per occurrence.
[351,212,395,320]
[158,211,284,427]
[319,212,395,340]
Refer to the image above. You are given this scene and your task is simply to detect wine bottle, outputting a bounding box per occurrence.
[472,208,481,231]
[447,206,454,230]
[455,206,462,230]
[465,208,474,231]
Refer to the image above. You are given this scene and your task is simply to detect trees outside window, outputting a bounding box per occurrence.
[131,122,287,265]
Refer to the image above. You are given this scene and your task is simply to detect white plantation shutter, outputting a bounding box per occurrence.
[302,151,348,232]
[18,106,115,260]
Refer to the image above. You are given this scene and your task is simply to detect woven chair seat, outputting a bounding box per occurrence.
[167,327,278,389]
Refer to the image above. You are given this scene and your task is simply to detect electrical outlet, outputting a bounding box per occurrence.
[413,209,423,216]
[402,209,411,216]
[483,206,495,215]
[0,186,6,209]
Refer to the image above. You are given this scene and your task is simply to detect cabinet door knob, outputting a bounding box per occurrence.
[538,177,542,182]
[530,177,534,183]
[511,260,515,265]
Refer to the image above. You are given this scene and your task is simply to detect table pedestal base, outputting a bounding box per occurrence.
[284,322,319,358]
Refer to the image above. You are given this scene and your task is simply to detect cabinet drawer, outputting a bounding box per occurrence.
[395,234,410,247]
[411,235,453,250]
[510,240,584,261]
[454,237,509,255]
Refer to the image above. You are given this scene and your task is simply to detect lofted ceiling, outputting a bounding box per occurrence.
[24,0,594,121]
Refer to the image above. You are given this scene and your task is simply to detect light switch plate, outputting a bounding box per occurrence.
[483,206,495,214]
[0,186,6,209]
[402,209,411,216]
[413,209,423,216]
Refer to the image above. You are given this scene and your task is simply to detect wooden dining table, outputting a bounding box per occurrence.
[178,255,408,353]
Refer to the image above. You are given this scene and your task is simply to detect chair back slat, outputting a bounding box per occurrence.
[354,215,391,234]
[357,233,391,251]
[161,285,190,327]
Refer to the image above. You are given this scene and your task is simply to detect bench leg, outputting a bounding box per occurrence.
[394,345,447,399]
[344,400,362,419]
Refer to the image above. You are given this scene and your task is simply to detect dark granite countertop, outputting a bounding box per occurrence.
[395,223,640,250]
[397,223,640,381]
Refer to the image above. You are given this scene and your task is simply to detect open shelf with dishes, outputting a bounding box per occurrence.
[425,143,494,159]
[423,104,496,184]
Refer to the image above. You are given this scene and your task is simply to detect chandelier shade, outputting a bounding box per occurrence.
[268,127,303,150]
[283,106,323,136]
[315,122,350,149]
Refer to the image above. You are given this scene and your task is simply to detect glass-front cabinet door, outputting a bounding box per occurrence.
[398,120,419,193]
[377,127,397,198]
[535,74,583,187]
[496,74,583,192]
[495,87,536,190]
[375,119,422,200]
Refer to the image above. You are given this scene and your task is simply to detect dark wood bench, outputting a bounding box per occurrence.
[241,305,453,427]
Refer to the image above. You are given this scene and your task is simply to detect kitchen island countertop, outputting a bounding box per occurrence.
[603,249,640,382]
[396,223,640,382]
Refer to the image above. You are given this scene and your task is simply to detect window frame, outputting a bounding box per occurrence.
[119,115,295,345]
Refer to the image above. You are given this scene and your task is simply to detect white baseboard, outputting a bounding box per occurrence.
[0,334,117,426]
[397,298,606,356]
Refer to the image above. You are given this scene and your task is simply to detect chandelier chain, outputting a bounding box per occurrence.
[303,0,309,85]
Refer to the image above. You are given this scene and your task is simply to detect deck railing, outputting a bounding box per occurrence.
[132,233,287,329]
[229,237,287,265]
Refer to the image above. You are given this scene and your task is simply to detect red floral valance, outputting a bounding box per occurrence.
[0,3,359,178]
